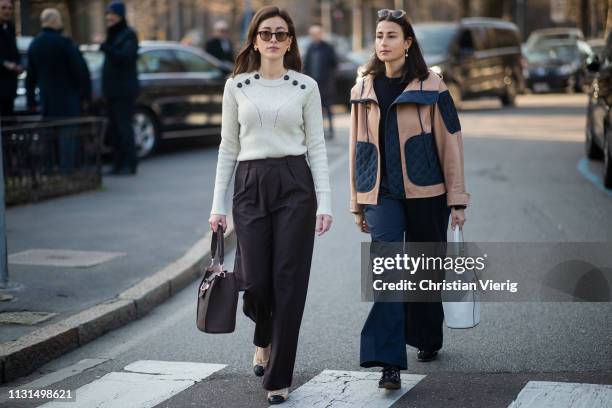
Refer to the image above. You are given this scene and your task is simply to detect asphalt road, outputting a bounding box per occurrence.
[1,94,611,408]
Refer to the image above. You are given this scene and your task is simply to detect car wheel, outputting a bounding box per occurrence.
[604,128,612,188]
[132,108,159,159]
[500,77,517,107]
[585,96,604,159]
[447,82,462,111]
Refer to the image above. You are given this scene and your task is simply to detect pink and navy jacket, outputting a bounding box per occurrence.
[349,70,470,213]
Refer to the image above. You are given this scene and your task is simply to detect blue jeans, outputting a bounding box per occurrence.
[360,193,450,369]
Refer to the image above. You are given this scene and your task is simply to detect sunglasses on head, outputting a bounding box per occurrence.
[377,9,407,20]
[257,31,290,42]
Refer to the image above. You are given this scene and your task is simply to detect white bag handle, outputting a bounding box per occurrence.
[452,226,464,244]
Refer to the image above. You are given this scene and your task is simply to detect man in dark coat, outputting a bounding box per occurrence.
[304,24,337,139]
[101,0,139,175]
[26,9,83,118]
[26,8,87,172]
[0,0,22,116]
[204,21,234,64]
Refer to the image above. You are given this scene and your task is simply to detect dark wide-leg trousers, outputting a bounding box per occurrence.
[360,193,450,370]
[232,155,317,390]
[107,97,137,171]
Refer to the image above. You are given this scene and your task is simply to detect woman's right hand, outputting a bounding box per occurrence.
[353,212,369,234]
[208,214,227,232]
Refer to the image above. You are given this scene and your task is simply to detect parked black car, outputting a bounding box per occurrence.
[525,39,592,93]
[17,41,230,158]
[585,49,612,188]
[413,18,525,109]
[87,41,231,157]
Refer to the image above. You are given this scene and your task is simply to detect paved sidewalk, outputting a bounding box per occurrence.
[0,143,235,382]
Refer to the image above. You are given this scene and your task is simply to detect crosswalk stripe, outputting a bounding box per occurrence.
[508,381,612,408]
[122,360,226,381]
[281,370,425,408]
[38,361,226,408]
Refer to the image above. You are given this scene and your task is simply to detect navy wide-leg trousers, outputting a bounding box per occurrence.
[360,193,450,369]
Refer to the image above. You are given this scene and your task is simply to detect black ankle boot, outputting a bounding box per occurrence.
[378,366,401,389]
[417,349,438,362]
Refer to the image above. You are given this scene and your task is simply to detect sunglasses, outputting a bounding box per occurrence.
[257,31,290,42]
[377,9,407,20]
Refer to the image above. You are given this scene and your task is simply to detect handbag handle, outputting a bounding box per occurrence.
[452,226,464,244]
[449,225,466,263]
[210,224,225,266]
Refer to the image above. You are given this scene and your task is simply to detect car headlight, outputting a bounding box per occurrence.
[430,65,442,75]
[557,64,576,75]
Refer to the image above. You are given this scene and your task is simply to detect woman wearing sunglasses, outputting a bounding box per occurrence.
[349,9,469,389]
[209,5,332,405]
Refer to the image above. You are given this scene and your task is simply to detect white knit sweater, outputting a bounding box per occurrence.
[210,69,332,216]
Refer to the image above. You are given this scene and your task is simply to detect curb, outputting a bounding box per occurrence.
[0,218,236,384]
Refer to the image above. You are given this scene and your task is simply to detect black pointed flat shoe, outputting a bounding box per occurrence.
[253,346,270,377]
[267,388,289,404]
[417,349,438,362]
[267,394,287,404]
[254,364,265,377]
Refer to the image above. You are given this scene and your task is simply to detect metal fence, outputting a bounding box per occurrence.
[1,116,107,206]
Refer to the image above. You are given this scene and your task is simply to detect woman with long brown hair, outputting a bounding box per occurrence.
[349,9,469,389]
[209,5,332,405]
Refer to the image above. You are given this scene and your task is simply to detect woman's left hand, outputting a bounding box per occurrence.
[450,208,466,230]
[315,214,333,236]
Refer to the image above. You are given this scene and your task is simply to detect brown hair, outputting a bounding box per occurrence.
[233,6,301,76]
[362,13,429,83]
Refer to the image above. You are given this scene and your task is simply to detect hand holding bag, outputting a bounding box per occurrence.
[196,225,238,333]
[442,227,481,329]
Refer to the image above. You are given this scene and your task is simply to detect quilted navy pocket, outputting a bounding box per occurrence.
[355,141,378,192]
[404,133,444,186]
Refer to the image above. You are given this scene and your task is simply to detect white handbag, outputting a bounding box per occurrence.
[442,227,481,329]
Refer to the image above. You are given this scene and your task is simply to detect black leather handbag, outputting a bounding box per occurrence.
[196,226,238,333]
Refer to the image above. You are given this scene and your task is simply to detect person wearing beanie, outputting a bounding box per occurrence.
[101,0,140,175]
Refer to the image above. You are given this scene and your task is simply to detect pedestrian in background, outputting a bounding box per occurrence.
[26,9,85,118]
[208,5,332,404]
[0,0,22,117]
[101,0,139,175]
[205,20,234,64]
[349,9,469,390]
[26,8,86,171]
[304,24,337,139]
